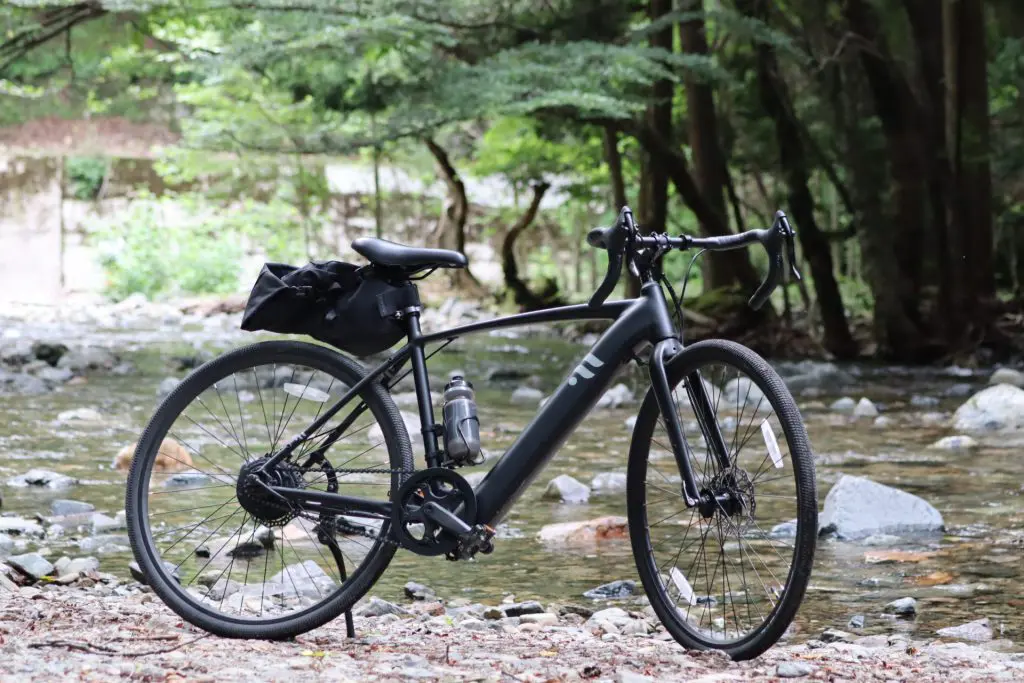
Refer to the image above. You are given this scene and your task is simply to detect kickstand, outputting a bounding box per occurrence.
[321,525,356,639]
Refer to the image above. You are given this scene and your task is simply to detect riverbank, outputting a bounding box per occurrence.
[1,584,1021,682]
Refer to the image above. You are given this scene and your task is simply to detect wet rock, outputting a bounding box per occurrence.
[872,416,895,428]
[510,386,544,405]
[584,580,635,600]
[591,472,627,494]
[90,513,125,534]
[848,614,865,629]
[227,542,264,558]
[129,560,181,585]
[819,475,943,540]
[989,368,1024,388]
[0,339,34,365]
[157,377,181,398]
[56,407,103,423]
[952,384,1024,432]
[0,371,49,395]
[36,366,73,384]
[482,606,504,620]
[820,628,855,643]
[723,377,766,407]
[597,383,634,409]
[162,472,211,488]
[6,552,53,580]
[884,597,917,618]
[543,474,590,504]
[830,397,856,414]
[404,581,436,601]
[520,612,558,626]
[930,435,979,451]
[770,519,799,538]
[254,526,275,549]
[558,604,595,619]
[486,367,531,382]
[948,383,974,397]
[776,662,816,678]
[778,361,854,391]
[7,468,77,489]
[0,517,44,537]
[911,395,940,407]
[57,346,118,372]
[853,397,879,418]
[537,516,629,545]
[459,618,489,631]
[625,415,637,430]
[268,560,336,599]
[115,438,194,472]
[503,601,545,618]
[0,534,13,555]
[56,556,100,578]
[368,411,422,447]
[937,617,993,642]
[356,597,412,618]
[31,342,68,366]
[79,535,131,553]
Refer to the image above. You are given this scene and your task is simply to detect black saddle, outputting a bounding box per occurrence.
[352,238,467,270]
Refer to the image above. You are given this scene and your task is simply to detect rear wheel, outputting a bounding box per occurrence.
[125,341,412,639]
[627,340,816,660]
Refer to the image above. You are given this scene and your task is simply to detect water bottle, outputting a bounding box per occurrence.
[442,376,481,465]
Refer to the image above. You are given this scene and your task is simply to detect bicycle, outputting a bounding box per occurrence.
[125,205,816,661]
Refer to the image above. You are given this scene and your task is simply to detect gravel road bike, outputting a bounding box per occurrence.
[126,206,817,660]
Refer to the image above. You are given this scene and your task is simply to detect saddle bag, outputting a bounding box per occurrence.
[240,260,417,357]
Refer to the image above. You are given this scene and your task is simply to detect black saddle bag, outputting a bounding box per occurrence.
[240,261,416,357]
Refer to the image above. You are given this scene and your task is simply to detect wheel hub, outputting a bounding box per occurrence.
[236,457,303,526]
[697,467,756,521]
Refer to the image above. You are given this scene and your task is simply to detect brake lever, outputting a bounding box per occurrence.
[775,211,802,281]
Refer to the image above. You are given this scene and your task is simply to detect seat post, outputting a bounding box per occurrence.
[403,308,442,467]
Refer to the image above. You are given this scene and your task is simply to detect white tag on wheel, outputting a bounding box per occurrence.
[283,383,330,403]
[669,567,698,606]
[761,421,784,469]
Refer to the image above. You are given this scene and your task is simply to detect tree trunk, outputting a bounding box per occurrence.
[423,137,487,295]
[680,0,739,291]
[740,0,857,359]
[602,124,628,212]
[502,182,562,310]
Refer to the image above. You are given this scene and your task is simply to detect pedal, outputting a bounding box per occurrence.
[455,524,496,560]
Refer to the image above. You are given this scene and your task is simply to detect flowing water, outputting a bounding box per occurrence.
[0,314,1020,646]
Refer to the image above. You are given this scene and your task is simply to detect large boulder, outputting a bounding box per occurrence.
[819,475,943,540]
[989,368,1024,389]
[951,384,1024,432]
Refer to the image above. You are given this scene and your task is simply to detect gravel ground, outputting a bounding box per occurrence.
[1,584,1022,682]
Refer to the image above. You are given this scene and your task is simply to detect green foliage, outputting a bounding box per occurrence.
[65,155,107,200]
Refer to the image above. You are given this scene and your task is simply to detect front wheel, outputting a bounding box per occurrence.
[627,339,816,661]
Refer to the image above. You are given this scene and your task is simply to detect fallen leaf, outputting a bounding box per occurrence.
[864,550,938,564]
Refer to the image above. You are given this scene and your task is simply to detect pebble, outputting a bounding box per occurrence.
[518,612,558,626]
[848,615,865,629]
[884,597,917,618]
[853,397,879,418]
[776,661,817,678]
[6,552,54,580]
[830,397,856,413]
[51,499,95,516]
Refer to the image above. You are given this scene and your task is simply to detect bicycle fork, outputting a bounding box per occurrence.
[648,339,732,508]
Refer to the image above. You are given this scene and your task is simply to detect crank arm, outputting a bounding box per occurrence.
[421,501,474,536]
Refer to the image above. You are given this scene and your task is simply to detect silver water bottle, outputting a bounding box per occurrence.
[442,376,481,465]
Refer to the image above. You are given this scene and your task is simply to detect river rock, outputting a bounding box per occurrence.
[952,384,1024,432]
[911,395,940,408]
[0,517,44,537]
[989,368,1024,388]
[80,535,130,553]
[777,360,853,391]
[36,366,73,385]
[776,662,817,678]
[543,474,590,504]
[519,612,558,626]
[56,556,100,578]
[770,519,798,538]
[723,377,767,408]
[853,398,879,418]
[6,552,53,580]
[57,346,118,372]
[90,513,125,534]
[0,339,34,365]
[6,468,77,489]
[356,596,411,618]
[583,579,635,600]
[367,411,423,447]
[819,475,943,539]
[404,581,436,601]
[597,383,634,409]
[537,516,629,545]
[162,471,211,488]
[930,435,979,451]
[157,377,181,397]
[848,614,865,629]
[591,472,627,494]
[937,617,993,642]
[830,397,856,413]
[884,597,917,618]
[510,386,544,406]
[0,534,13,555]
[129,560,180,585]
[56,407,103,423]
[873,416,894,428]
[268,560,337,600]
[503,601,545,617]
[0,371,49,395]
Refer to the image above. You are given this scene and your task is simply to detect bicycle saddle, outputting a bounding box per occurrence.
[352,238,468,270]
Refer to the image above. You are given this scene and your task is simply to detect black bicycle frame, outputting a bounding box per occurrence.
[268,279,723,526]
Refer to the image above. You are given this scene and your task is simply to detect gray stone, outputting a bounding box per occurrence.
[404,581,436,601]
[830,397,856,414]
[36,366,73,384]
[459,618,489,631]
[254,526,275,549]
[873,416,895,428]
[356,596,411,618]
[483,606,504,620]
[163,472,212,488]
[819,475,943,539]
[0,372,49,395]
[0,517,44,537]
[596,383,634,409]
[947,383,974,397]
[129,560,180,585]
[91,513,125,534]
[268,560,336,599]
[911,395,940,407]
[778,360,854,391]
[853,397,879,418]
[952,384,1024,432]
[723,377,767,408]
[79,535,130,553]
[930,435,979,451]
[57,346,118,372]
[776,662,817,678]
[157,377,181,397]
[884,597,917,618]
[510,386,544,405]
[848,614,865,629]
[0,534,13,555]
[937,617,993,642]
[591,472,627,494]
[57,556,100,577]
[770,519,798,538]
[503,601,545,618]
[583,580,636,600]
[518,612,558,626]
[542,474,590,504]
[56,407,103,423]
[989,368,1024,388]
[6,553,54,580]
[51,499,95,516]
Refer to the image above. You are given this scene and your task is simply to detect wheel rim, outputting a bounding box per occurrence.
[133,357,398,624]
[640,359,804,645]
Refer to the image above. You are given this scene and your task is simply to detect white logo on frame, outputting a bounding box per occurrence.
[568,353,604,385]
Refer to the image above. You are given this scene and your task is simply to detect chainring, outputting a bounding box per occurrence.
[392,468,477,556]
